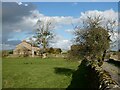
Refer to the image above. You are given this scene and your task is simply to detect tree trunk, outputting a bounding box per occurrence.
[102,50,106,61]
[32,47,34,57]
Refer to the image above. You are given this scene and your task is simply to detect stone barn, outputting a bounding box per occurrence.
[13,40,40,57]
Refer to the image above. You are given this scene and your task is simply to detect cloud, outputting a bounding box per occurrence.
[25,4,28,6]
[109,31,118,42]
[13,29,22,32]
[25,10,80,25]
[2,2,36,45]
[2,3,118,50]
[1,44,16,50]
[80,9,119,50]
[16,2,22,5]
[3,0,119,2]
[80,9,118,27]
[80,9,118,31]
[2,2,35,23]
[2,3,77,50]
[72,2,78,6]
[50,35,72,50]
[65,29,74,34]
[1,40,21,50]
[6,40,21,45]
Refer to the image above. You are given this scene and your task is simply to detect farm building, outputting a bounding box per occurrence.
[13,40,40,57]
[13,40,62,57]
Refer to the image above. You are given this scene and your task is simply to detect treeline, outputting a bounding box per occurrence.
[2,50,13,57]
[2,47,62,57]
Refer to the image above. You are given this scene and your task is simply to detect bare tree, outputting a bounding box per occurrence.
[34,18,55,56]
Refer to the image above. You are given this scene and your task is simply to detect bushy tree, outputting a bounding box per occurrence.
[2,50,9,57]
[75,27,110,60]
[72,14,117,65]
[68,45,83,60]
[48,47,54,54]
[55,48,62,54]
[48,47,62,54]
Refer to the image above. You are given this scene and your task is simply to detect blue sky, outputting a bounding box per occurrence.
[2,2,119,50]
[33,2,118,17]
[32,2,118,46]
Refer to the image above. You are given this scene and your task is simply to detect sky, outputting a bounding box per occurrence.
[1,2,119,50]
[2,0,120,2]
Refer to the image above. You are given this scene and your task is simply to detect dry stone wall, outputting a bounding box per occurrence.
[85,60,120,90]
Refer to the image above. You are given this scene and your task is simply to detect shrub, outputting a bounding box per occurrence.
[2,50,9,57]
[8,50,13,54]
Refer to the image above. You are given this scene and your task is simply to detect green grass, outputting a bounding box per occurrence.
[2,57,79,88]
[0,57,2,89]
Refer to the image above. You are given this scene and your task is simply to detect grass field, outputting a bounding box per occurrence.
[2,57,79,88]
[0,57,2,89]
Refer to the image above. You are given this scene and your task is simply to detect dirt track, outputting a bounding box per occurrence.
[102,62,120,86]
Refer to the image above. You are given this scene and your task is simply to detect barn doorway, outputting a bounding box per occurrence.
[34,51,37,55]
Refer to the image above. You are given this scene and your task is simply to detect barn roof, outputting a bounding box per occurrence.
[15,40,40,51]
